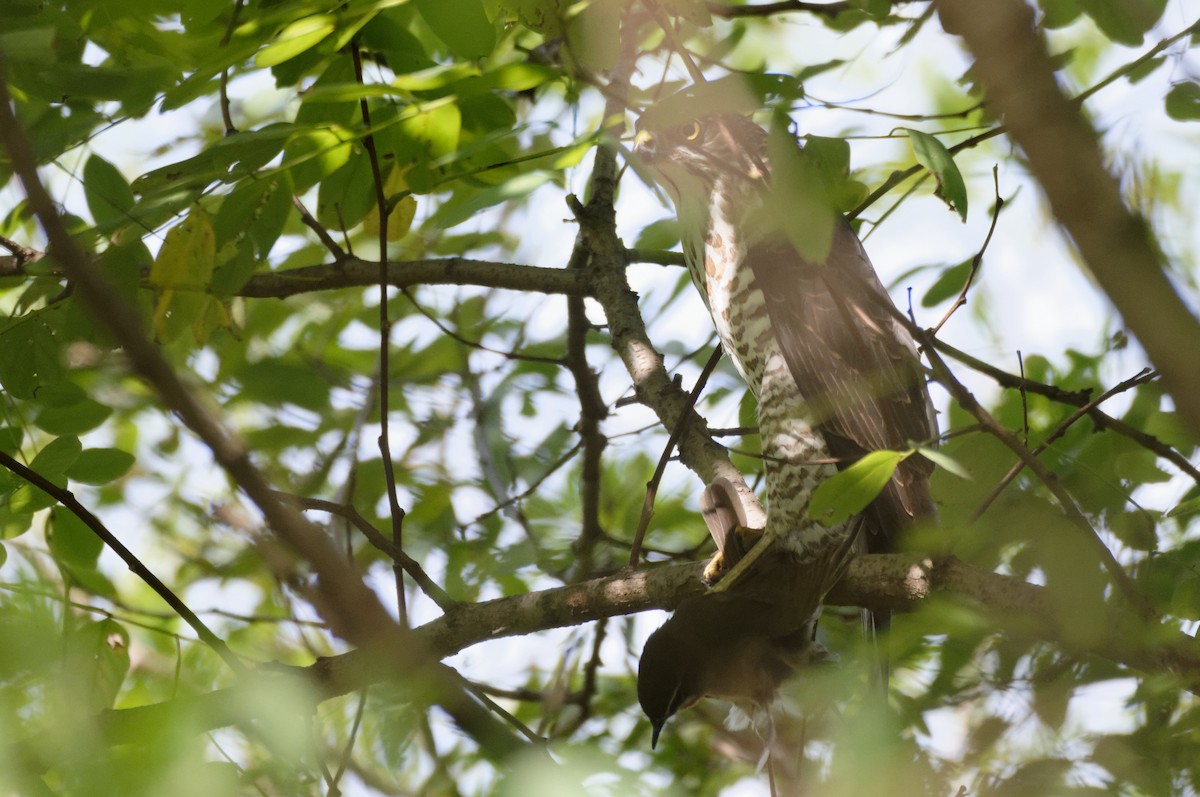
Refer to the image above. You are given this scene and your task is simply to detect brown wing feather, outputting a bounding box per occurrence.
[751,220,937,549]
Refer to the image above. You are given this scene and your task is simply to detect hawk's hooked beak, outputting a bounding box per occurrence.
[632,129,656,161]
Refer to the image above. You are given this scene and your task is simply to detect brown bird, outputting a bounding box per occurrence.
[634,112,937,747]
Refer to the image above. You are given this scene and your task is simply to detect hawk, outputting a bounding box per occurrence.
[633,113,937,747]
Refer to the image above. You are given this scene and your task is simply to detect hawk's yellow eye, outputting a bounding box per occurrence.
[684,121,701,141]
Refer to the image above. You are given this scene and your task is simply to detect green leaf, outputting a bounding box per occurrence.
[1165,496,1200,518]
[634,218,682,251]
[391,63,480,92]
[1078,0,1165,46]
[1165,82,1200,122]
[768,114,836,263]
[415,0,495,59]
[0,25,55,64]
[1042,0,1083,28]
[257,14,337,68]
[237,359,332,412]
[1171,576,1200,619]
[282,126,354,191]
[808,449,909,525]
[0,426,21,455]
[567,0,621,72]
[907,129,968,221]
[317,154,375,230]
[83,155,137,229]
[401,103,462,161]
[0,320,64,399]
[1109,510,1157,552]
[250,174,294,257]
[34,398,112,436]
[49,507,103,568]
[915,446,972,480]
[9,482,57,514]
[31,381,85,408]
[848,0,890,15]
[29,436,83,479]
[211,242,258,298]
[66,449,136,485]
[427,171,551,228]
[64,619,130,713]
[801,135,868,211]
[921,258,973,307]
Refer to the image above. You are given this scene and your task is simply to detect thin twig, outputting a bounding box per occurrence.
[457,669,545,745]
[930,337,1092,405]
[972,368,1158,520]
[912,329,1157,619]
[0,450,246,674]
[292,195,346,261]
[573,618,607,727]
[350,40,409,627]
[290,496,457,612]
[218,0,246,136]
[706,0,903,19]
[0,232,38,261]
[629,345,725,567]
[931,165,1003,335]
[1071,18,1200,107]
[626,247,687,267]
[934,340,1200,488]
[644,0,708,84]
[330,688,369,790]
[461,440,584,533]
[1018,351,1030,446]
[406,291,566,365]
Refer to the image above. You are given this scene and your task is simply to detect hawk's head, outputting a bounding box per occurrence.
[633,114,769,205]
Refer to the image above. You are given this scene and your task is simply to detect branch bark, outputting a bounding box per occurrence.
[0,255,589,298]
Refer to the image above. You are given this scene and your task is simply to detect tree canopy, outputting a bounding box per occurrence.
[2,1,1200,795]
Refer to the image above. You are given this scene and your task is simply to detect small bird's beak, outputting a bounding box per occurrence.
[651,719,665,749]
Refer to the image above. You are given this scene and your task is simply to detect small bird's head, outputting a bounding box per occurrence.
[637,618,704,748]
[638,586,826,748]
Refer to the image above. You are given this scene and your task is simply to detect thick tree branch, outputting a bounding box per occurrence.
[240,257,588,298]
[565,219,610,579]
[0,254,588,298]
[22,551,1198,764]
[935,0,1200,437]
[577,156,767,531]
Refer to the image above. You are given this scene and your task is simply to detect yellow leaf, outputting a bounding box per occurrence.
[388,195,417,241]
[192,296,233,346]
[149,208,216,289]
[152,289,183,343]
[149,207,219,343]
[364,166,416,239]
